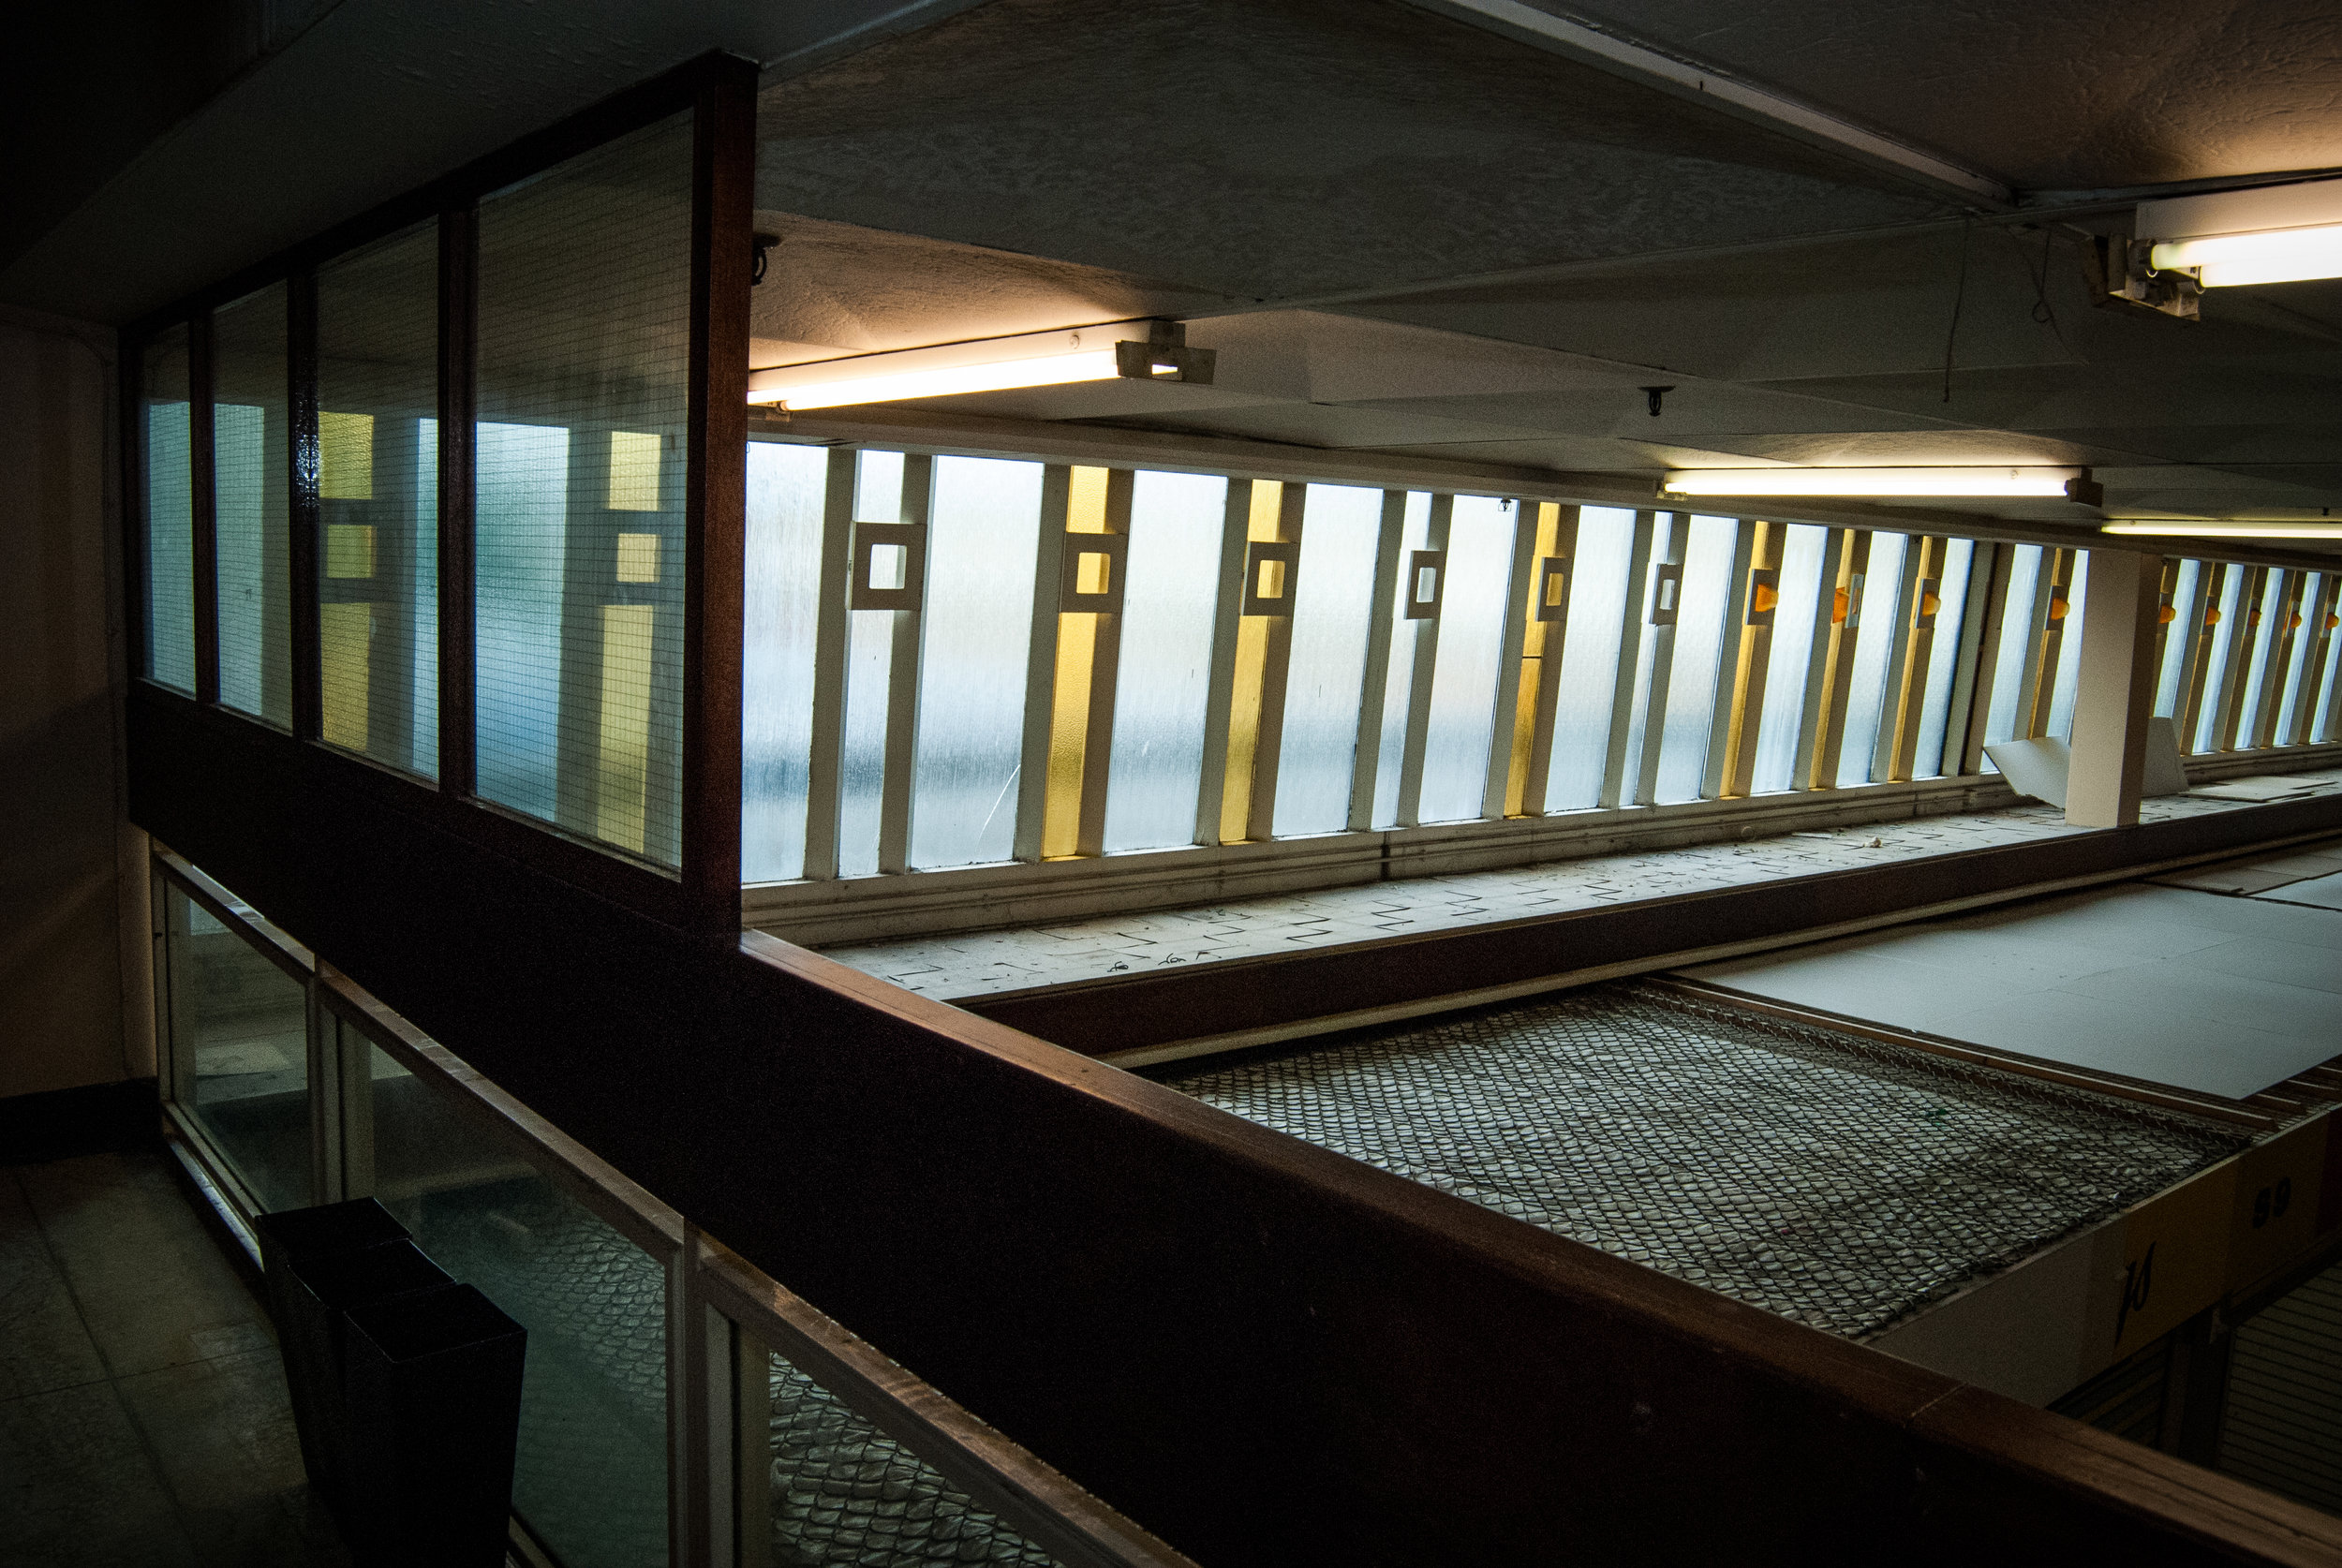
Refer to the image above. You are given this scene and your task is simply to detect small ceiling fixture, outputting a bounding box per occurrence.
[1660,466,2102,505]
[746,320,1214,411]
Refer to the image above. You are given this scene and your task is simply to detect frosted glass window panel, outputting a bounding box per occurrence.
[213,283,291,728]
[359,1042,668,1568]
[1272,484,1383,836]
[2154,559,2202,717]
[1415,496,1516,821]
[1104,469,1228,852]
[474,422,571,821]
[2234,570,2287,745]
[1543,508,1635,810]
[2275,574,2321,742]
[317,221,441,777]
[910,457,1044,869]
[1835,532,1909,787]
[2318,627,2342,743]
[1750,525,1828,794]
[165,883,309,1215]
[1653,515,1738,803]
[837,616,890,878]
[854,449,904,520]
[741,443,829,882]
[1980,544,2044,766]
[143,326,196,693]
[2195,570,2246,751]
[2047,555,2090,742]
[1371,491,1433,829]
[1911,537,1975,778]
[475,115,692,866]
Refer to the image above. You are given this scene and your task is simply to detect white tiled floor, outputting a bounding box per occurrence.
[821,772,2342,1003]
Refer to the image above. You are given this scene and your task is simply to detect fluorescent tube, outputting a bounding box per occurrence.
[2101,520,2342,540]
[2148,223,2342,288]
[1660,466,2087,499]
[746,322,1210,410]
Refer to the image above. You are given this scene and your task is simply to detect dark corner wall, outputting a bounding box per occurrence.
[0,303,149,1101]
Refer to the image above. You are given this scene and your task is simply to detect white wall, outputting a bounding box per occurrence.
[0,303,150,1098]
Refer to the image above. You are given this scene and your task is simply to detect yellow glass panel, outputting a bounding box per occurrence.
[325,523,377,580]
[1220,616,1268,842]
[595,604,656,854]
[319,601,372,750]
[1247,480,1283,542]
[615,532,661,584]
[319,412,375,500]
[1043,614,1097,858]
[1255,556,1287,601]
[609,431,662,511]
[1067,466,1110,533]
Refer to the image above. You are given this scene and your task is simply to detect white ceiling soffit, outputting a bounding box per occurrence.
[0,0,992,324]
[1397,0,2012,208]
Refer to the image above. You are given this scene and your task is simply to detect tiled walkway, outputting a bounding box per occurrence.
[823,773,2342,1003]
[0,1149,348,1568]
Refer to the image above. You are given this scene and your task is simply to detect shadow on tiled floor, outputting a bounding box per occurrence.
[0,1148,353,1567]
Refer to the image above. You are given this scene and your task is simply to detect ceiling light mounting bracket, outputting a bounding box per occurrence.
[1114,320,1216,385]
[2082,235,2200,321]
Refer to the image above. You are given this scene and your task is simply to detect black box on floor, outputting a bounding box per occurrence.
[340,1282,526,1568]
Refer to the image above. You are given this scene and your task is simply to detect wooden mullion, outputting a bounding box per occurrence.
[2249,570,2305,750]
[1811,529,1873,788]
[1633,513,1685,806]
[1946,540,2001,777]
[801,449,860,880]
[2176,561,2226,752]
[1244,482,1308,841]
[1791,527,1847,790]
[437,204,478,791]
[1345,489,1408,833]
[1480,496,1541,819]
[2009,546,2057,741]
[288,273,323,741]
[679,59,756,926]
[1192,480,1253,846]
[1519,505,1581,817]
[876,454,934,875]
[2291,575,2340,746]
[1074,467,1135,858]
[1394,494,1453,828]
[1596,510,1656,809]
[1012,465,1073,862]
[1879,536,1938,783]
[2212,564,2265,751]
[1698,517,1760,801]
[190,311,220,705]
[1717,519,1782,799]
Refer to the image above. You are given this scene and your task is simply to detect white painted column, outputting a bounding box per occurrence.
[2067,549,2162,828]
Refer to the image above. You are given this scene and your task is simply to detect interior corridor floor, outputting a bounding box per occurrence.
[0,1144,351,1568]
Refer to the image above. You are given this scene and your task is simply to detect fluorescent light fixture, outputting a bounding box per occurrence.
[1661,466,2098,502]
[2101,519,2342,540]
[2138,179,2342,288]
[747,321,1212,410]
[2148,224,2342,288]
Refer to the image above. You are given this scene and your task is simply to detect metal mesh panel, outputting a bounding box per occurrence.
[212,281,293,727]
[1171,983,2244,1338]
[766,1354,1057,1566]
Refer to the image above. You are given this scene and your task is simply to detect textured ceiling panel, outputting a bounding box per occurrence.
[1549,0,2342,189]
[755,0,1951,301]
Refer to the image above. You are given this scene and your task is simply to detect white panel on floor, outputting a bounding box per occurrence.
[1687,882,2342,1101]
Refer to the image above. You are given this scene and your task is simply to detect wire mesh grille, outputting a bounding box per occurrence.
[1170,983,2246,1339]
[767,1354,1057,1566]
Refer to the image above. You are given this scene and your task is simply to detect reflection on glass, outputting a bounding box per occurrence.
[143,326,196,693]
[1273,484,1382,836]
[742,443,830,882]
[1416,496,1513,821]
[1653,515,1737,803]
[1544,509,1634,810]
[1912,537,1975,778]
[1104,470,1227,851]
[2046,555,2090,742]
[1835,533,1908,786]
[1750,525,1827,793]
[358,1036,667,1568]
[758,1342,1058,1566]
[910,458,1043,868]
[166,884,308,1214]
[2153,559,2202,718]
[2195,569,2246,751]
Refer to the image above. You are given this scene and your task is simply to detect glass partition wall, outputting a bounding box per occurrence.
[150,852,1186,1568]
